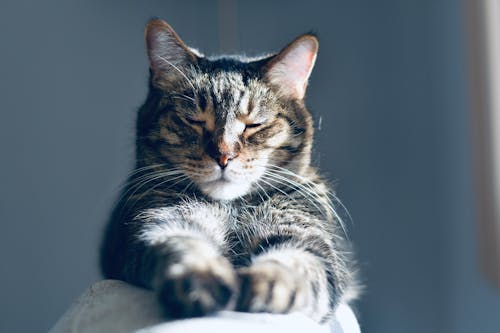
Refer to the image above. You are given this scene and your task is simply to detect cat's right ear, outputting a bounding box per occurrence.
[145,19,197,80]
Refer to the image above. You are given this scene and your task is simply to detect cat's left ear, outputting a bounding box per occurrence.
[145,19,198,79]
[263,35,318,100]
[262,35,318,99]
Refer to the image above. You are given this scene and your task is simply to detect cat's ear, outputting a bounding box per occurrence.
[145,19,198,78]
[263,34,318,99]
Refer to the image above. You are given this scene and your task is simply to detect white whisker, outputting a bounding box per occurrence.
[262,164,350,239]
[158,56,197,93]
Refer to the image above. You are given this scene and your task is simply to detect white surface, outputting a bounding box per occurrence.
[49,280,360,333]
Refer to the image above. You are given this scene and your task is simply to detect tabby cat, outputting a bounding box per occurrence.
[100,19,356,323]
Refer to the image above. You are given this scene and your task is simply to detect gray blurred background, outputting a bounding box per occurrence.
[1,0,499,332]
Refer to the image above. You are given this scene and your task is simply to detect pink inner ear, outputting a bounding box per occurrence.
[291,49,315,82]
[145,19,194,74]
[266,37,318,99]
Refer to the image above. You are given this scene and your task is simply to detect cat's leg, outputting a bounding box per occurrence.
[234,220,352,323]
[124,203,237,318]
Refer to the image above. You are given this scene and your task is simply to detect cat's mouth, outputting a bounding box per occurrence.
[220,172,233,182]
[192,160,264,200]
[202,174,236,189]
[197,175,251,201]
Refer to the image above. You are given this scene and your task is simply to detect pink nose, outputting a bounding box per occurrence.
[219,154,230,168]
[217,152,239,169]
[206,137,240,168]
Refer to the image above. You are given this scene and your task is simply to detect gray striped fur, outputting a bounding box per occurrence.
[100,19,358,323]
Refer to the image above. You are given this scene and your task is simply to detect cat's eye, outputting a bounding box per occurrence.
[245,123,263,130]
[186,117,205,126]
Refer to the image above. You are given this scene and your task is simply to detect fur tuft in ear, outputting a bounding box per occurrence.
[264,35,319,99]
[145,19,197,78]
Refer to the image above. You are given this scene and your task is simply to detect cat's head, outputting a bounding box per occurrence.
[137,19,318,201]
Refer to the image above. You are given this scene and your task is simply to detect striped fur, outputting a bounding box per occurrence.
[100,19,357,323]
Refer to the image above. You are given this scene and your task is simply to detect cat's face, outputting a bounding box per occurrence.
[155,72,291,201]
[139,20,318,201]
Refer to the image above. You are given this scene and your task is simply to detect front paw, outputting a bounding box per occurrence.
[157,256,237,318]
[236,261,306,314]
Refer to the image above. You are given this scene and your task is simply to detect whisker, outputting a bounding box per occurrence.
[127,164,166,176]
[121,169,185,194]
[268,169,348,236]
[158,56,197,93]
[172,91,196,102]
[262,164,350,239]
[121,173,190,215]
[259,177,295,203]
[180,180,194,195]
[254,181,270,203]
[118,166,171,190]
[119,169,185,208]
[262,172,328,219]
[134,174,190,203]
[172,95,196,105]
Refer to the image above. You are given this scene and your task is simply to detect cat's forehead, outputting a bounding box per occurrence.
[210,72,246,106]
[193,69,270,117]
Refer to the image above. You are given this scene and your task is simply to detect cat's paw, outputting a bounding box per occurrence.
[157,256,237,318]
[236,261,307,314]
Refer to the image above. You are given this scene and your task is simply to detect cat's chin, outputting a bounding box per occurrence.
[198,180,251,201]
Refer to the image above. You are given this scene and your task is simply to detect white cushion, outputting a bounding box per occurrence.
[49,280,360,333]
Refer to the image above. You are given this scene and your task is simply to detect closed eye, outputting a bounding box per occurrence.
[245,123,263,130]
[186,117,205,126]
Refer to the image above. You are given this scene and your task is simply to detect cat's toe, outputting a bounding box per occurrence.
[158,258,237,318]
[236,262,306,314]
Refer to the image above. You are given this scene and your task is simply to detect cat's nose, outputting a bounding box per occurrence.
[217,153,237,169]
[218,154,229,169]
[206,138,240,169]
